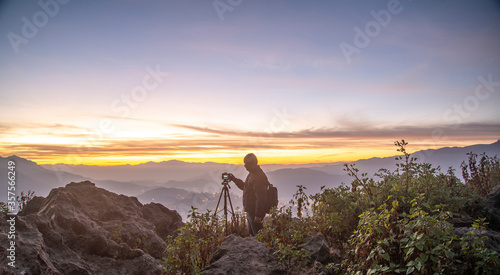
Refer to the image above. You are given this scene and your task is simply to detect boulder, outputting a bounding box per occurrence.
[481,185,500,230]
[447,213,474,228]
[298,233,331,264]
[0,181,183,275]
[202,234,286,275]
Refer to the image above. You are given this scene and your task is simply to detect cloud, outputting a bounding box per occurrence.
[2,122,498,164]
[171,122,500,139]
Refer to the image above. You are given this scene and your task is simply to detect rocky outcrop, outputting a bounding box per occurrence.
[481,185,500,231]
[0,181,183,275]
[298,233,331,264]
[202,234,286,275]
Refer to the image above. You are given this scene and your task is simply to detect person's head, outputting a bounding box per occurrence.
[243,153,258,171]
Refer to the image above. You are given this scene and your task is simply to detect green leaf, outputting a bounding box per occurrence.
[444,250,455,259]
[381,252,390,261]
[419,253,428,263]
[416,241,424,251]
[405,247,414,260]
[406,266,415,275]
[415,261,422,271]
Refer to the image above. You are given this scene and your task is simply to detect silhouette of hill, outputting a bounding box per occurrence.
[3,140,499,213]
[0,156,87,200]
[136,186,243,220]
[42,160,239,183]
[312,140,500,178]
[268,168,347,200]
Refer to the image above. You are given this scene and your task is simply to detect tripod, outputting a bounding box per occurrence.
[213,179,235,234]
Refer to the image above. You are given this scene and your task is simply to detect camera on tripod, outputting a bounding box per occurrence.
[215,172,236,233]
[221,172,233,183]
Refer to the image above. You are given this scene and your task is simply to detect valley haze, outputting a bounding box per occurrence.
[2,141,499,220]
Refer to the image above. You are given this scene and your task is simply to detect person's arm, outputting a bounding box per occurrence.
[230,174,245,191]
[253,174,268,219]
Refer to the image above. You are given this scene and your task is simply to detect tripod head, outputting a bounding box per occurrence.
[221,172,233,187]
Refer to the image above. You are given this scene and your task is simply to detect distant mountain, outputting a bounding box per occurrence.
[0,156,155,200]
[312,140,500,178]
[137,187,243,220]
[267,168,348,200]
[42,160,241,183]
[0,156,87,200]
[4,140,500,212]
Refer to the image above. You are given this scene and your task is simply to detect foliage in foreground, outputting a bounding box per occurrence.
[338,197,499,274]
[161,209,248,274]
[161,140,500,274]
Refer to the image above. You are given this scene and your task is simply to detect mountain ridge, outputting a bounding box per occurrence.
[2,140,499,218]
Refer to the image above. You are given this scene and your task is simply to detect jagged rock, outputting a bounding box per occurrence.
[298,233,331,264]
[448,213,475,228]
[202,234,286,275]
[0,180,183,275]
[481,185,500,231]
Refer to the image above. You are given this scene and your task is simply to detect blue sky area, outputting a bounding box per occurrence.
[0,0,499,164]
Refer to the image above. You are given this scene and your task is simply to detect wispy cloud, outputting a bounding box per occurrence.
[171,122,500,139]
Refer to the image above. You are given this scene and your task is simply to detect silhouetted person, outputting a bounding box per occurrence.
[230,153,269,236]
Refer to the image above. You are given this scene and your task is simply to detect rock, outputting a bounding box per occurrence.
[202,234,286,275]
[0,180,183,275]
[298,233,331,264]
[454,227,500,251]
[481,185,500,230]
[447,213,474,228]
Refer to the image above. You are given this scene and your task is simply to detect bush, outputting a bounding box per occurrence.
[161,140,500,274]
[339,197,500,274]
[462,152,500,197]
[257,205,310,273]
[162,208,247,274]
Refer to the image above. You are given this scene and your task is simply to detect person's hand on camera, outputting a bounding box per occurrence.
[228,173,237,182]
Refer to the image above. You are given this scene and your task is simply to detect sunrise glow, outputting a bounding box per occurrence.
[1,1,499,166]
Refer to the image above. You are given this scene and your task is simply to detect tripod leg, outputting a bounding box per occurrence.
[226,189,237,233]
[223,187,229,233]
[214,187,225,216]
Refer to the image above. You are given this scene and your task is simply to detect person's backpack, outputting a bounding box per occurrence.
[265,181,278,213]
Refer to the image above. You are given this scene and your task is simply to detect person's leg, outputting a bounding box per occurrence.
[246,213,256,236]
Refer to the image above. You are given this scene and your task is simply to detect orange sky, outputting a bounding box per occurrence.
[1,1,499,166]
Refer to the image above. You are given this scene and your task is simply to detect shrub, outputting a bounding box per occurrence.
[162,208,247,274]
[462,152,500,197]
[339,196,500,274]
[257,204,310,273]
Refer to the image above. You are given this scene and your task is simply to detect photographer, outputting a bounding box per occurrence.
[229,153,269,236]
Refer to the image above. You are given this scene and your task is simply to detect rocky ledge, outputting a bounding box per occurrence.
[0,181,183,275]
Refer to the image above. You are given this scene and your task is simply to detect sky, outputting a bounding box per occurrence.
[0,0,499,165]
